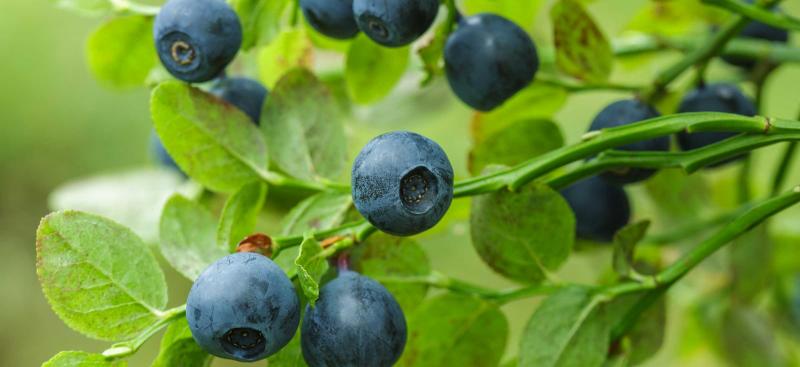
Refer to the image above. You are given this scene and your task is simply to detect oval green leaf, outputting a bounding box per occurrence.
[470,181,575,284]
[152,318,212,367]
[550,0,613,83]
[87,16,156,88]
[160,195,228,281]
[36,211,167,341]
[258,29,313,88]
[43,351,126,367]
[469,119,564,176]
[151,81,269,193]
[217,181,268,252]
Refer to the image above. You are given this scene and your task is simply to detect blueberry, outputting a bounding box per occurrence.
[588,99,668,184]
[186,252,300,362]
[722,1,789,70]
[210,77,269,124]
[352,131,454,236]
[352,0,439,47]
[444,13,539,111]
[153,0,242,83]
[560,176,631,243]
[676,83,756,166]
[150,132,182,174]
[301,270,407,367]
[301,0,359,39]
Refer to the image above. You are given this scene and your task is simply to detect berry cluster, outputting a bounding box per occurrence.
[562,83,756,243]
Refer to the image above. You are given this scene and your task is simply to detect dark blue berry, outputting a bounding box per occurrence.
[352,131,454,236]
[210,77,268,124]
[677,83,756,167]
[722,1,790,70]
[186,252,300,362]
[301,0,359,39]
[444,13,539,111]
[352,0,439,47]
[150,132,183,174]
[560,176,631,243]
[301,270,407,367]
[588,99,667,184]
[154,0,242,83]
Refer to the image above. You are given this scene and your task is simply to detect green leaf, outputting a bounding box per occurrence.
[612,221,651,278]
[232,0,291,50]
[267,331,307,367]
[258,29,313,88]
[645,168,711,221]
[151,81,269,193]
[345,35,409,104]
[275,192,352,276]
[159,195,227,281]
[469,119,564,176]
[417,18,452,86]
[399,293,508,367]
[261,69,347,182]
[53,0,112,16]
[294,235,329,305]
[472,83,568,145]
[152,318,212,367]
[606,293,666,365]
[461,0,544,30]
[470,181,575,284]
[550,0,613,82]
[520,287,609,367]
[217,181,268,252]
[721,305,785,367]
[87,16,156,88]
[626,0,726,36]
[36,211,167,341]
[48,168,190,244]
[43,351,125,367]
[350,233,431,312]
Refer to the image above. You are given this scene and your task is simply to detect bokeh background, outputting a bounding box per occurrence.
[3,0,800,366]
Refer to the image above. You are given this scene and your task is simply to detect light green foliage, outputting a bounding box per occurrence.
[43,351,126,367]
[606,293,666,365]
[36,211,167,341]
[346,35,410,104]
[159,195,227,281]
[520,287,609,367]
[53,0,111,16]
[232,0,291,49]
[151,81,269,193]
[217,181,268,252]
[267,332,307,367]
[461,0,545,30]
[261,69,347,182]
[400,293,508,366]
[294,235,329,305]
[550,0,613,82]
[258,29,313,88]
[152,319,212,367]
[471,181,575,284]
[612,221,651,278]
[350,233,431,312]
[86,16,155,88]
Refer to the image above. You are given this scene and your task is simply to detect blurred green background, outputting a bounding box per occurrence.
[3,0,800,366]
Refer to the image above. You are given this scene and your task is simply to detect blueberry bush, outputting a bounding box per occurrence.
[37,0,800,366]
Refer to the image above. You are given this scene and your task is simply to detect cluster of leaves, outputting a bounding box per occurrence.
[37,0,800,366]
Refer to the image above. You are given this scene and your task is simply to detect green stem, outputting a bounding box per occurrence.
[376,272,563,304]
[602,185,800,340]
[102,305,187,359]
[615,34,800,64]
[702,0,799,31]
[259,170,349,194]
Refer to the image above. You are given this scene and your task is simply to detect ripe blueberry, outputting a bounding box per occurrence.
[352,131,454,236]
[153,0,242,83]
[588,99,667,184]
[301,270,407,367]
[210,77,269,125]
[352,0,439,47]
[676,83,756,166]
[444,13,539,111]
[560,176,631,243]
[300,0,359,39]
[186,252,300,362]
[722,1,789,70]
[150,132,184,174]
